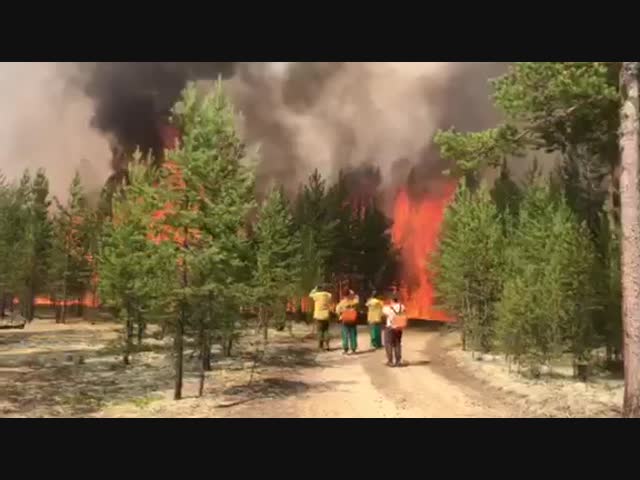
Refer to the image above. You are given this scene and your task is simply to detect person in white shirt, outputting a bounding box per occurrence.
[382,296,406,367]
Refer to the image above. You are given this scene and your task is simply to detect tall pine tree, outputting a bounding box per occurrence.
[98,161,168,365]
[254,187,302,335]
[432,181,505,352]
[50,172,95,322]
[154,81,256,400]
[496,181,597,373]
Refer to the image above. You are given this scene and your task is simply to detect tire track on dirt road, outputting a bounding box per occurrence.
[224,326,522,418]
[359,328,522,417]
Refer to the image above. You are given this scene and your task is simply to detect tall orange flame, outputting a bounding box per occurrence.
[391,182,457,321]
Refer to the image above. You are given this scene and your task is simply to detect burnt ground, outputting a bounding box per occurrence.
[0,319,623,418]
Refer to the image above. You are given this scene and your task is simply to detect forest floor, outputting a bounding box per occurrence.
[0,319,624,418]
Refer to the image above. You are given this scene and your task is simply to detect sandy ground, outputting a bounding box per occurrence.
[440,332,624,418]
[0,319,623,418]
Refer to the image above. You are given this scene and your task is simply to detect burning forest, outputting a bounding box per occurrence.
[2,62,637,418]
[0,62,505,323]
[0,63,506,330]
[392,181,457,320]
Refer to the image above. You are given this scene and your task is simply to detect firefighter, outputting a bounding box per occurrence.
[366,290,384,349]
[382,295,407,367]
[309,285,333,351]
[336,289,360,355]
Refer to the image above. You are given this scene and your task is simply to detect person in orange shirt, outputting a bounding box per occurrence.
[336,290,360,355]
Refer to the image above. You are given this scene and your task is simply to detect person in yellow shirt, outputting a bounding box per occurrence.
[309,286,333,351]
[366,291,384,349]
[336,290,360,355]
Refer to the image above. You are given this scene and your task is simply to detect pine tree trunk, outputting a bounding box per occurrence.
[174,307,185,400]
[137,313,145,345]
[174,232,189,401]
[224,337,233,358]
[203,333,212,371]
[198,320,207,398]
[123,314,133,366]
[263,309,269,344]
[461,329,467,351]
[60,272,68,324]
[25,284,34,322]
[0,289,5,319]
[619,62,640,417]
[204,294,213,371]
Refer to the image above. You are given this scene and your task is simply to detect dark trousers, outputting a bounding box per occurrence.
[317,320,330,349]
[385,327,403,365]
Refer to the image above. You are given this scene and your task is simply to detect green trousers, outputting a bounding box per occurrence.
[341,324,358,352]
[370,323,382,348]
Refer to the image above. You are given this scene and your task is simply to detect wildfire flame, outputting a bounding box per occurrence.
[149,125,196,247]
[391,181,457,321]
[14,292,97,309]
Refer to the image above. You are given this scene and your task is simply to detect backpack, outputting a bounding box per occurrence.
[391,305,408,330]
[340,308,358,324]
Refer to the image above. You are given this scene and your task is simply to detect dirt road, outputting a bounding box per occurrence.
[223,324,520,418]
[0,320,550,417]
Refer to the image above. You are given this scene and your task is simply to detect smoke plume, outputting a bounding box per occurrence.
[0,62,112,201]
[230,62,507,201]
[0,62,508,203]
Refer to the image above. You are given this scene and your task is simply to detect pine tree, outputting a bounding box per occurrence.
[0,172,11,317]
[254,187,302,336]
[298,226,325,299]
[491,161,522,221]
[434,62,626,386]
[6,169,54,321]
[619,61,640,417]
[351,199,398,293]
[0,172,32,317]
[154,81,256,399]
[50,172,95,322]
[325,171,355,283]
[22,169,53,321]
[431,181,505,352]
[496,181,597,374]
[98,161,168,365]
[293,170,336,285]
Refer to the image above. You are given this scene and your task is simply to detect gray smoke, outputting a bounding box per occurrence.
[0,62,507,202]
[229,62,507,199]
[0,62,112,200]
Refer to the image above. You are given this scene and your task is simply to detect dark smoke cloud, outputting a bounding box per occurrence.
[1,63,509,204]
[74,63,508,198]
[229,62,509,205]
[72,62,236,169]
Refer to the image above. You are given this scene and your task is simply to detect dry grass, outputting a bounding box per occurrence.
[0,318,323,418]
[1,319,624,418]
[440,331,623,418]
